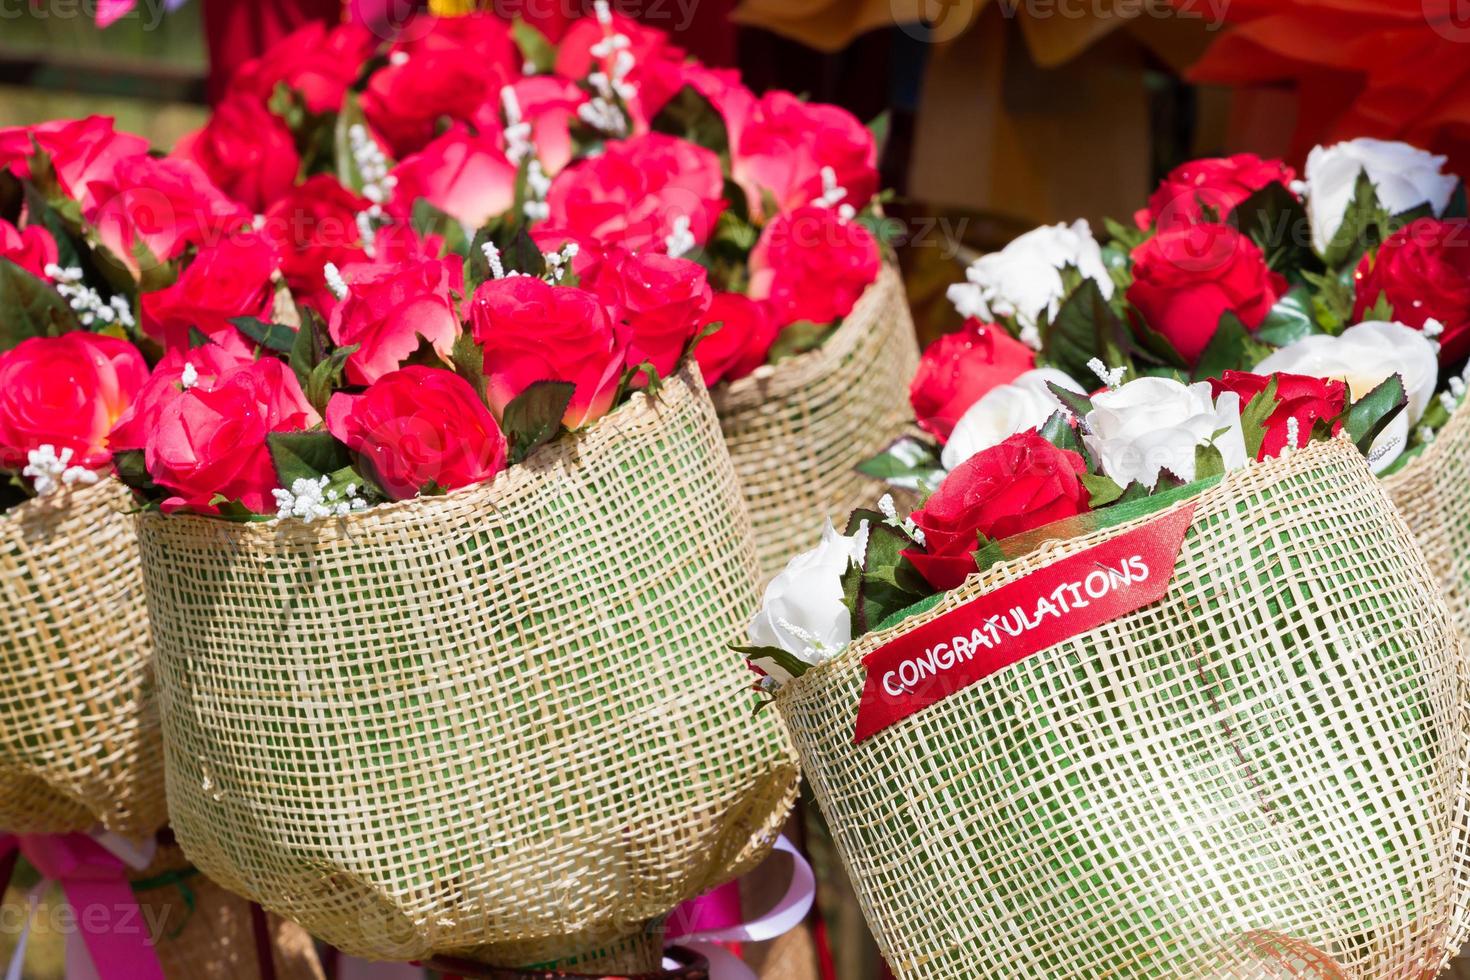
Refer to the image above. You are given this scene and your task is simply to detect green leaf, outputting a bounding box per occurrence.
[230,316,297,354]
[1081,472,1125,508]
[290,307,325,390]
[650,85,730,157]
[511,17,557,74]
[1446,180,1468,220]
[450,332,490,408]
[503,227,546,278]
[333,93,392,195]
[1102,216,1148,251]
[1323,169,1390,269]
[111,449,156,494]
[842,509,928,635]
[501,380,575,464]
[768,320,831,362]
[0,171,21,225]
[1228,180,1318,276]
[856,437,944,491]
[1192,311,1252,382]
[1041,278,1130,383]
[866,111,891,161]
[1344,374,1408,460]
[1193,440,1226,481]
[0,259,79,346]
[305,343,358,415]
[972,534,1007,575]
[1254,287,1321,348]
[1037,409,1083,456]
[733,644,815,684]
[1046,382,1095,424]
[1238,376,1279,462]
[268,430,354,490]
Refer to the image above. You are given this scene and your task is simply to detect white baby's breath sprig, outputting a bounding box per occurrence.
[665,215,695,259]
[22,445,98,498]
[578,0,634,136]
[44,265,135,330]
[543,241,579,282]
[347,123,395,255]
[1441,390,1459,415]
[877,493,925,547]
[814,166,856,222]
[1283,416,1300,455]
[323,262,350,301]
[180,362,200,390]
[523,158,551,222]
[1420,425,1437,445]
[481,242,507,280]
[272,476,368,523]
[1086,358,1126,389]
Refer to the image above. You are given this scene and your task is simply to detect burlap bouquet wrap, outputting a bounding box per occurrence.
[0,479,166,836]
[775,438,1470,979]
[137,366,799,964]
[713,266,919,578]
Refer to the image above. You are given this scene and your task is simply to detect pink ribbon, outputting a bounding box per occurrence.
[1,833,165,980]
[663,836,816,980]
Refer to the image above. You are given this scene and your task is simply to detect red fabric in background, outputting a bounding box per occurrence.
[202,0,346,103]
[1183,0,1470,178]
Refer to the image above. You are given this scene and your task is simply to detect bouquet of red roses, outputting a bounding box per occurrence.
[172,2,917,576]
[747,145,1470,969]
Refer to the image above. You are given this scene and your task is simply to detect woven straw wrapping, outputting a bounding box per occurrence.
[137,366,799,964]
[0,479,166,836]
[775,437,1470,979]
[713,265,919,578]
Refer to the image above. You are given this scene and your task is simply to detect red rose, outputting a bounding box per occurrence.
[228,21,375,114]
[904,430,1091,592]
[326,366,507,500]
[260,175,372,314]
[1210,370,1348,461]
[0,116,149,213]
[110,344,256,453]
[469,276,627,429]
[695,292,779,387]
[141,230,280,351]
[1353,217,1470,363]
[909,321,1036,443]
[363,15,517,157]
[1135,154,1298,231]
[0,332,147,472]
[87,155,250,274]
[731,91,877,221]
[174,94,300,214]
[390,125,516,231]
[592,249,712,376]
[747,206,880,328]
[0,220,58,279]
[145,357,319,515]
[544,133,725,254]
[1126,224,1288,365]
[328,256,463,386]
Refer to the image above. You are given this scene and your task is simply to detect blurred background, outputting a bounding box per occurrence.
[4,1,1468,977]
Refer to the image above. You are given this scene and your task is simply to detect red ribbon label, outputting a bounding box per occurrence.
[853,503,1196,743]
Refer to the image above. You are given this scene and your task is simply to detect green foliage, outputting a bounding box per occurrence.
[1229,181,1319,278]
[650,85,730,157]
[1344,374,1408,459]
[1254,287,1323,348]
[1238,376,1280,461]
[511,17,557,73]
[501,380,575,464]
[768,320,832,362]
[230,316,297,354]
[0,259,78,345]
[840,509,928,636]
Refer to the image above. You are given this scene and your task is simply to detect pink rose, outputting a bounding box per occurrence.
[0,332,148,472]
[326,366,507,500]
[731,91,877,220]
[0,220,59,279]
[748,206,880,327]
[174,93,300,213]
[145,357,320,514]
[469,276,627,429]
[544,133,725,254]
[390,125,516,231]
[141,230,280,351]
[363,15,517,157]
[328,256,463,386]
[592,248,712,376]
[1136,154,1298,231]
[260,175,372,314]
[228,21,376,114]
[87,155,250,273]
[110,344,256,452]
[0,116,149,213]
[694,292,779,387]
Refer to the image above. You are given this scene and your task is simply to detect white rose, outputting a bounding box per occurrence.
[941,368,1084,470]
[747,520,868,673]
[1083,377,1248,490]
[1254,320,1438,473]
[1304,138,1459,252]
[946,220,1114,348]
